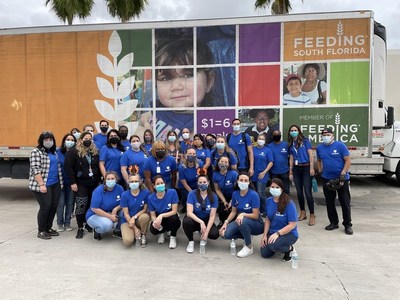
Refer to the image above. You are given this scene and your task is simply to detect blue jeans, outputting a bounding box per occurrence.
[293,166,314,214]
[86,214,115,234]
[260,232,298,258]
[253,181,266,214]
[57,186,74,226]
[224,217,264,246]
[270,172,291,196]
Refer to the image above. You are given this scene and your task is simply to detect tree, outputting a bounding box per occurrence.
[105,0,149,23]
[45,0,94,25]
[255,0,301,15]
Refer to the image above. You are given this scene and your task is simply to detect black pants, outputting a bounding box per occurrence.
[150,214,181,237]
[322,179,352,227]
[32,183,61,232]
[182,216,219,241]
[74,183,97,228]
[217,193,232,223]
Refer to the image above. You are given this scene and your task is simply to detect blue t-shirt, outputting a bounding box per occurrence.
[143,156,177,185]
[46,152,59,186]
[252,145,274,183]
[100,145,125,178]
[289,138,312,164]
[119,189,150,224]
[56,148,71,185]
[148,189,179,214]
[268,141,290,174]
[120,148,148,178]
[195,148,210,165]
[187,190,218,219]
[231,189,260,214]
[178,161,204,189]
[93,133,108,148]
[121,140,131,151]
[143,143,153,155]
[211,149,238,167]
[86,184,124,220]
[266,196,298,238]
[227,132,252,169]
[212,170,238,196]
[180,140,193,154]
[316,141,350,180]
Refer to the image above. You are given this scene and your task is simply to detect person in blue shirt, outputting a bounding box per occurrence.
[93,120,109,148]
[178,147,204,213]
[268,130,291,195]
[317,127,353,235]
[183,174,219,253]
[120,173,151,247]
[212,155,238,226]
[143,141,177,192]
[211,135,238,170]
[179,128,193,156]
[86,171,124,241]
[252,133,274,215]
[219,172,264,258]
[56,133,76,232]
[99,129,126,186]
[120,135,148,186]
[260,178,298,261]
[288,124,316,226]
[142,129,154,155]
[82,124,102,150]
[118,125,131,150]
[193,134,211,170]
[165,130,181,164]
[148,175,181,249]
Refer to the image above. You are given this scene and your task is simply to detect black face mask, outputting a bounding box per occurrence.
[206,139,215,148]
[187,155,196,163]
[119,133,128,140]
[100,126,109,133]
[109,137,119,144]
[155,150,166,159]
[272,135,282,142]
[83,140,92,147]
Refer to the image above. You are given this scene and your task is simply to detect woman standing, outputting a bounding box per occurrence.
[288,124,316,226]
[260,178,298,261]
[120,135,148,186]
[192,134,211,170]
[183,174,219,253]
[210,135,237,170]
[165,130,181,164]
[65,131,101,239]
[142,129,154,155]
[148,175,181,249]
[29,131,64,239]
[219,172,264,258]
[86,171,124,240]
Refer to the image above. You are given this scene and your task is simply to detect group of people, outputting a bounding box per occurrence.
[28,119,353,261]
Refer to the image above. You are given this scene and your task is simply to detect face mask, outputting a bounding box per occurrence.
[145,136,152,143]
[182,133,190,140]
[73,132,81,140]
[65,140,75,149]
[270,187,282,197]
[83,140,92,147]
[257,140,265,147]
[131,142,141,150]
[233,125,241,131]
[106,179,116,189]
[198,183,208,191]
[290,131,299,138]
[155,150,166,159]
[100,126,108,133]
[322,135,333,145]
[109,137,119,144]
[119,133,128,140]
[43,140,54,149]
[206,139,215,148]
[155,184,166,193]
[238,182,249,191]
[218,163,227,171]
[272,135,281,142]
[187,155,196,163]
[129,182,140,190]
[216,142,225,150]
[168,136,176,143]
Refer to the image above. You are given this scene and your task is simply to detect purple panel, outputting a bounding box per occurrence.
[239,23,281,63]
[197,109,236,136]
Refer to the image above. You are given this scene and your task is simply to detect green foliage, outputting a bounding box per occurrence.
[105,0,149,23]
[255,0,301,14]
[45,0,94,25]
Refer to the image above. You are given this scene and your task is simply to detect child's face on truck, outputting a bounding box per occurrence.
[287,78,302,97]
[156,68,211,108]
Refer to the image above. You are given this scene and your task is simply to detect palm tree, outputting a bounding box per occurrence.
[45,0,94,25]
[105,0,149,23]
[255,0,301,15]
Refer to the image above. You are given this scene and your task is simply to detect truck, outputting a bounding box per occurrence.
[1,10,399,184]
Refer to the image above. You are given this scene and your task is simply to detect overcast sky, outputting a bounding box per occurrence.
[0,0,398,48]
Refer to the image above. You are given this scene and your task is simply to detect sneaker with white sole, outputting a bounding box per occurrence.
[169,236,177,249]
[237,245,254,258]
[65,225,73,231]
[186,241,195,253]
[135,238,141,247]
[57,225,65,232]
[141,235,147,248]
[283,246,294,262]
[157,233,165,244]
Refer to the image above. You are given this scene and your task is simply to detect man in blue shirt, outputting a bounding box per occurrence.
[317,128,353,235]
[268,130,290,195]
[93,120,109,148]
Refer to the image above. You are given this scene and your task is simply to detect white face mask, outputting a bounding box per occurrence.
[270,187,282,197]
[131,142,141,150]
[65,140,75,149]
[257,140,265,147]
[182,133,190,140]
[322,135,333,145]
[43,140,54,149]
[233,125,241,132]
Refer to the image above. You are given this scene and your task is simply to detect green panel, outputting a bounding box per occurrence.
[282,106,369,147]
[330,62,370,105]
[118,29,152,67]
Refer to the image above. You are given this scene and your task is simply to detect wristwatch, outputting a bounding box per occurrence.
[276,231,281,236]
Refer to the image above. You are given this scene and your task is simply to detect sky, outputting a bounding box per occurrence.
[0,0,398,49]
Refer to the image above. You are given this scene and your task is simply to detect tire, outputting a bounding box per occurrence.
[396,162,400,185]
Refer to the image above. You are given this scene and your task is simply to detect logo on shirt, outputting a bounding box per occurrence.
[332,150,339,155]
[206,204,211,210]
[116,195,121,202]
[244,203,251,210]
[226,180,232,185]
[282,148,287,153]
[168,203,172,208]
[260,152,265,156]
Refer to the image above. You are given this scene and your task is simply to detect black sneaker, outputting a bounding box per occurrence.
[76,228,84,239]
[283,246,294,262]
[47,228,59,236]
[112,229,122,238]
[37,231,51,240]
[325,224,339,231]
[345,227,353,235]
[84,224,93,233]
[93,229,102,241]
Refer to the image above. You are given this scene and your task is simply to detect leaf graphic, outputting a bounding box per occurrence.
[108,31,122,58]
[94,100,115,120]
[125,121,139,135]
[114,100,138,121]
[97,54,115,77]
[117,76,136,99]
[96,77,115,99]
[117,53,134,76]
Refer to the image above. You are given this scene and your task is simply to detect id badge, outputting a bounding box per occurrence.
[88,168,93,177]
[156,166,161,174]
[295,160,298,166]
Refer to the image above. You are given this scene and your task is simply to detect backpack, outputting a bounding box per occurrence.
[226,132,250,169]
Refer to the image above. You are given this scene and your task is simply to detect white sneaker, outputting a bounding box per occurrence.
[169,236,177,249]
[57,225,65,232]
[135,238,141,247]
[141,235,147,248]
[65,225,73,231]
[186,241,195,253]
[237,245,254,258]
[157,233,165,244]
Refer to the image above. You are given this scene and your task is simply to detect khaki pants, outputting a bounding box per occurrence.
[121,213,150,246]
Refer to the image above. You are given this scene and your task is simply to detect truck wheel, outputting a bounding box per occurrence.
[396,163,400,185]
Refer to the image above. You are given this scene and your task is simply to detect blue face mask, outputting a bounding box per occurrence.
[168,136,176,143]
[155,184,166,193]
[322,135,333,145]
[270,187,282,197]
[233,125,241,132]
[129,182,140,190]
[216,142,225,150]
[290,131,299,138]
[198,183,208,191]
[238,182,249,191]
[106,179,116,189]
[65,140,75,148]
